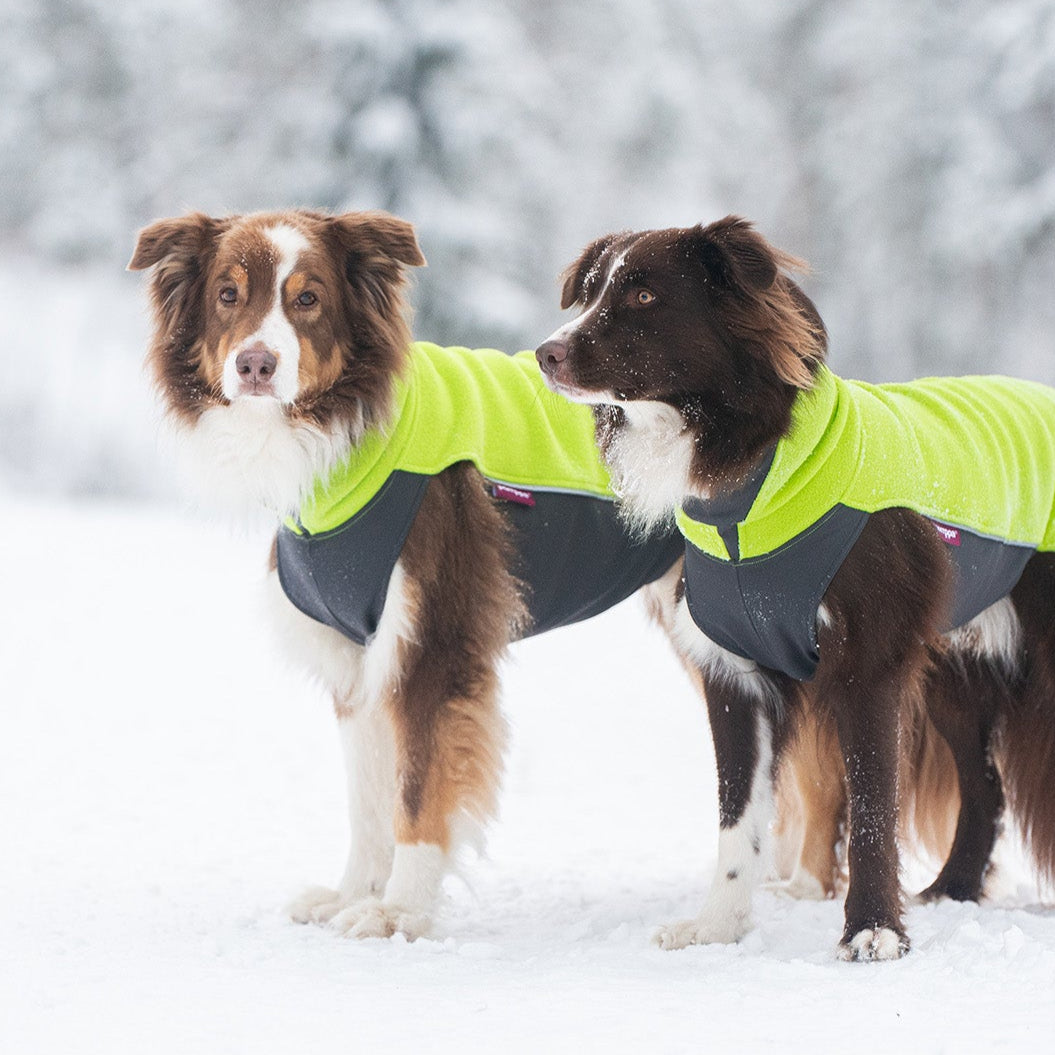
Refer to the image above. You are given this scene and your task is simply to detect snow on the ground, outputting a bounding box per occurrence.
[2,497,1054,1054]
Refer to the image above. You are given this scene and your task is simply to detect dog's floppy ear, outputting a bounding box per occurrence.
[560,234,618,309]
[329,211,426,270]
[694,216,783,292]
[328,211,425,314]
[129,213,228,337]
[692,216,824,388]
[128,212,226,272]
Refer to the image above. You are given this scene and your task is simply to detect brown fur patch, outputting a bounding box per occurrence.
[1000,554,1055,886]
[385,464,526,850]
[551,215,988,952]
[129,209,424,432]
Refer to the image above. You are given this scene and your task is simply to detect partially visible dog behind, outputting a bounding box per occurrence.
[129,208,687,940]
[537,216,1055,959]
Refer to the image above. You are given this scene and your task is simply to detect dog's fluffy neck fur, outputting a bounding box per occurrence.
[596,379,801,532]
[172,398,363,519]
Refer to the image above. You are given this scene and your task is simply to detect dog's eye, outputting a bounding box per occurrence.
[218,287,238,305]
[634,289,656,306]
[295,290,318,308]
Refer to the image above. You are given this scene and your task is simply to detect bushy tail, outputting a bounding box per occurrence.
[1000,556,1055,887]
[998,676,1055,886]
[902,707,960,865]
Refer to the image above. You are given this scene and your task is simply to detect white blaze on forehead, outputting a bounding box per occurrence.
[222,222,311,403]
[552,248,629,340]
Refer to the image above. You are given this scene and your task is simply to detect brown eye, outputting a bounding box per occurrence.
[218,287,238,305]
[295,290,318,308]
[635,289,656,306]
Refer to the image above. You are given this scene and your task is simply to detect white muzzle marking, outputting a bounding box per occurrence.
[222,223,310,404]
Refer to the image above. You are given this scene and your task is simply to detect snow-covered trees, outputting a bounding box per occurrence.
[2,0,1055,494]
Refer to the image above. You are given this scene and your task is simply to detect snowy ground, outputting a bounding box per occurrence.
[3,497,1055,1053]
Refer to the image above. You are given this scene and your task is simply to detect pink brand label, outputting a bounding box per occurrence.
[491,482,535,507]
[932,521,961,546]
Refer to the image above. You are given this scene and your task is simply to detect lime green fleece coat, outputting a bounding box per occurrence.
[292,342,613,534]
[677,366,1055,562]
[276,342,683,648]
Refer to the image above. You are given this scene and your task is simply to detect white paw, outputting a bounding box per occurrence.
[287,885,350,925]
[654,910,750,950]
[764,870,828,901]
[837,927,907,962]
[330,896,430,941]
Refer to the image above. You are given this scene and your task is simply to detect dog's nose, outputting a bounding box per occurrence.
[535,339,569,374]
[236,344,278,384]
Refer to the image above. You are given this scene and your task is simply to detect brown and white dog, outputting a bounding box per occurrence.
[537,217,1055,959]
[129,208,690,941]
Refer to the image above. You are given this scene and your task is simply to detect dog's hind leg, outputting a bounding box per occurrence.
[914,648,1006,903]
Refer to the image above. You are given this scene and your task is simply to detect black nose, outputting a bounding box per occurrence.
[535,339,569,374]
[236,344,278,384]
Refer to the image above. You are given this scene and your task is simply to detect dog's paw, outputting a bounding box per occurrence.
[287,885,349,925]
[330,897,430,941]
[837,927,908,962]
[912,876,982,905]
[654,911,749,950]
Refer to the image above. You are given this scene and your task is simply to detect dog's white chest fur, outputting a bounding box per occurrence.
[173,401,351,517]
[605,401,698,532]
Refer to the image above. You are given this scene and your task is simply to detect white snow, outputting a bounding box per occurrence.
[3,496,1054,1052]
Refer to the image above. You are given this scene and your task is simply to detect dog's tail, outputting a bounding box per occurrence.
[1000,555,1055,887]
[902,707,959,865]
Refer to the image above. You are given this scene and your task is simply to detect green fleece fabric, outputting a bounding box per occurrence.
[677,366,1055,560]
[292,342,612,535]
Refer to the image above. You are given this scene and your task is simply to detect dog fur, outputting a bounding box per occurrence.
[130,208,686,941]
[537,216,1055,959]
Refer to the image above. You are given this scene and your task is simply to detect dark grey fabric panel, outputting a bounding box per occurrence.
[682,446,775,562]
[681,500,1037,681]
[683,504,869,680]
[276,468,683,647]
[937,524,1034,631]
[492,487,684,638]
[276,471,430,645]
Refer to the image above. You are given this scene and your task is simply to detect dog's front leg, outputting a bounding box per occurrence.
[831,677,909,961]
[263,562,400,927]
[288,698,397,925]
[656,668,778,949]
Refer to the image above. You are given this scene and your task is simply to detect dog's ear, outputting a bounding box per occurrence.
[128,212,226,272]
[693,216,783,293]
[129,213,228,337]
[692,217,824,388]
[560,234,618,309]
[328,211,426,270]
[328,212,425,314]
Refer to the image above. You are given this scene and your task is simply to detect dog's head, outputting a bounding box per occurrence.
[536,217,826,415]
[130,210,425,429]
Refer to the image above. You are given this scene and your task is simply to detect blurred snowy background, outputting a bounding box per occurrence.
[5,6,1055,1047]
[3,0,1055,498]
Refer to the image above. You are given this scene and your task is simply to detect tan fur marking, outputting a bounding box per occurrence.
[903,709,959,863]
[391,686,508,851]
[776,709,846,895]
